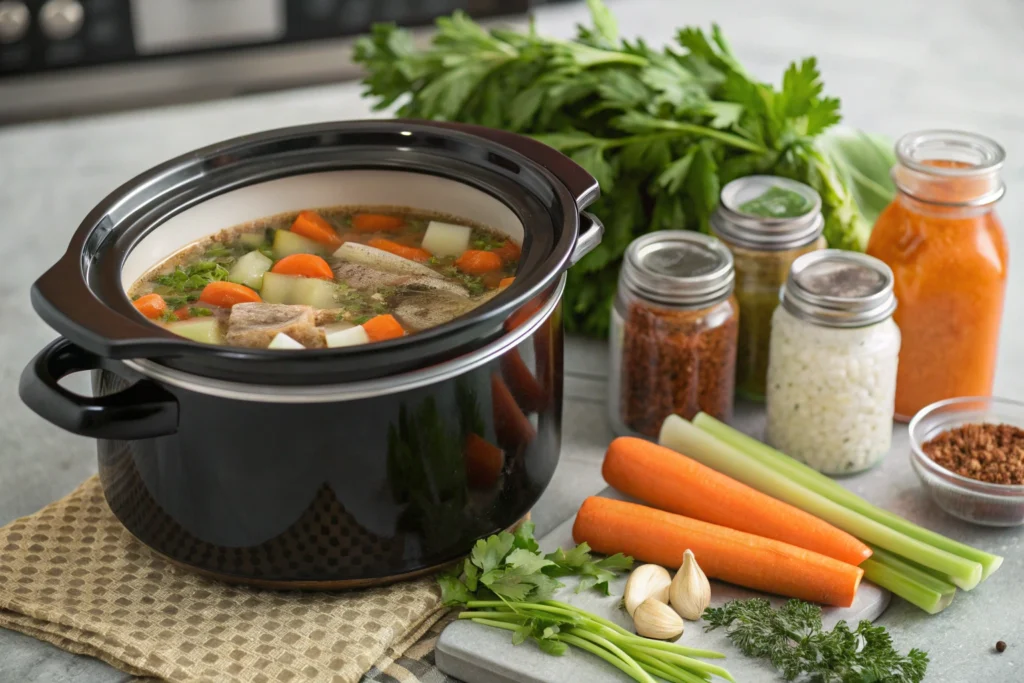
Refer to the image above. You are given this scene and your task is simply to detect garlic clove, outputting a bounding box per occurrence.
[633,598,685,640]
[669,549,711,621]
[623,563,672,617]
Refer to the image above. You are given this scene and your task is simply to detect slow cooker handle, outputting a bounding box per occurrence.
[402,120,601,209]
[20,338,179,439]
[571,213,605,265]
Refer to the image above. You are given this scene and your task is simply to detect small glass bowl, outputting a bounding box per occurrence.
[909,396,1024,527]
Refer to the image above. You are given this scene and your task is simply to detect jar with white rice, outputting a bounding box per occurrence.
[766,250,900,474]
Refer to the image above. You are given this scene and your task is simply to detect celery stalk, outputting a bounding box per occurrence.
[692,412,1003,580]
[862,548,956,614]
[659,415,983,590]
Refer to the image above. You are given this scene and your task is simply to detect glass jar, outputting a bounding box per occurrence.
[766,250,900,474]
[608,232,738,439]
[867,130,1008,420]
[712,176,826,401]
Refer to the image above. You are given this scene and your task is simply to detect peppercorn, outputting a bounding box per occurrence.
[996,640,1007,653]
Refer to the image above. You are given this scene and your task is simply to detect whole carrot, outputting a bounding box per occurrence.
[573,497,863,608]
[603,437,871,566]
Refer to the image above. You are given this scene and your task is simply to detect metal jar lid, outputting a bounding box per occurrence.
[711,175,824,251]
[780,250,896,328]
[620,231,734,308]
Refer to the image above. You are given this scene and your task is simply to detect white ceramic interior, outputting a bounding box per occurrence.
[121,169,526,288]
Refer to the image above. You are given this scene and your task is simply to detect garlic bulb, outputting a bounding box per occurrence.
[633,598,684,640]
[623,564,672,617]
[670,549,711,620]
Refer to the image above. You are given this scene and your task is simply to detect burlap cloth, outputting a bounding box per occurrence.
[0,476,452,683]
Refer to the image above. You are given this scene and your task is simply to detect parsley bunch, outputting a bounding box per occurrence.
[355,0,873,335]
[704,599,928,682]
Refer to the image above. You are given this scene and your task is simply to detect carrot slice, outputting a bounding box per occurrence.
[465,433,504,489]
[492,241,521,263]
[367,238,432,263]
[499,277,516,288]
[291,210,342,249]
[173,307,191,321]
[198,281,262,307]
[500,349,547,413]
[455,250,503,275]
[603,437,872,566]
[362,314,405,342]
[491,373,536,448]
[270,253,334,280]
[133,293,167,319]
[573,497,863,608]
[351,213,404,232]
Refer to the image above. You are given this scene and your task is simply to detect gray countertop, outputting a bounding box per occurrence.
[1,0,1023,681]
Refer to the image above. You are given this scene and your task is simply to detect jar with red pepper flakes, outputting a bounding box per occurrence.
[608,232,739,438]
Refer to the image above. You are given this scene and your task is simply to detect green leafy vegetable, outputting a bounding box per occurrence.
[445,525,731,682]
[354,1,880,335]
[441,524,632,607]
[817,126,897,224]
[704,598,928,683]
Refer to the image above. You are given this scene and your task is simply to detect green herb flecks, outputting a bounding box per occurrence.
[204,243,239,262]
[354,0,879,336]
[153,261,230,293]
[188,307,214,317]
[472,232,507,251]
[157,309,179,323]
[703,598,928,682]
[739,185,813,218]
[442,266,487,296]
[333,284,395,319]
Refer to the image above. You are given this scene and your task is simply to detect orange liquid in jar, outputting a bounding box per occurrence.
[867,158,1008,420]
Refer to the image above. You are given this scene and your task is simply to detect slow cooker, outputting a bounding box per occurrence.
[19,120,602,587]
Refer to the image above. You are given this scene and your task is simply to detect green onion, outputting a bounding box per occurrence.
[862,546,956,614]
[692,413,1003,581]
[460,601,730,681]
[659,415,983,590]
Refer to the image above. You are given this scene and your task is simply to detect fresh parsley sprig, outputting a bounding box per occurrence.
[439,521,632,605]
[704,598,928,683]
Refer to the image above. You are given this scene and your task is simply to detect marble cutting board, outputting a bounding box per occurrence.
[436,487,890,683]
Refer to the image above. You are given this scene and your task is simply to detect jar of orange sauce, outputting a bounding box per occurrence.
[867,130,1008,420]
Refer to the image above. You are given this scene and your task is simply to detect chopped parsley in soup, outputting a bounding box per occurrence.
[129,207,521,349]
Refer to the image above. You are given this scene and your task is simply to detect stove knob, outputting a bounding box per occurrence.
[39,0,84,41]
[0,1,30,44]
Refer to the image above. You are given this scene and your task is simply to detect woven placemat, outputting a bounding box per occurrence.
[0,476,449,683]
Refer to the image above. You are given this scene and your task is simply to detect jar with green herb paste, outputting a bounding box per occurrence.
[712,176,826,401]
[608,232,738,439]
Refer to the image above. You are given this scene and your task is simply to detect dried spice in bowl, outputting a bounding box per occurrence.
[608,232,738,438]
[922,423,1024,485]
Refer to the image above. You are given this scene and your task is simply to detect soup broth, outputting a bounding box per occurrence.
[128,206,521,349]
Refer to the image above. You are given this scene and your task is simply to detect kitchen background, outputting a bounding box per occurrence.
[1,0,1022,681]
